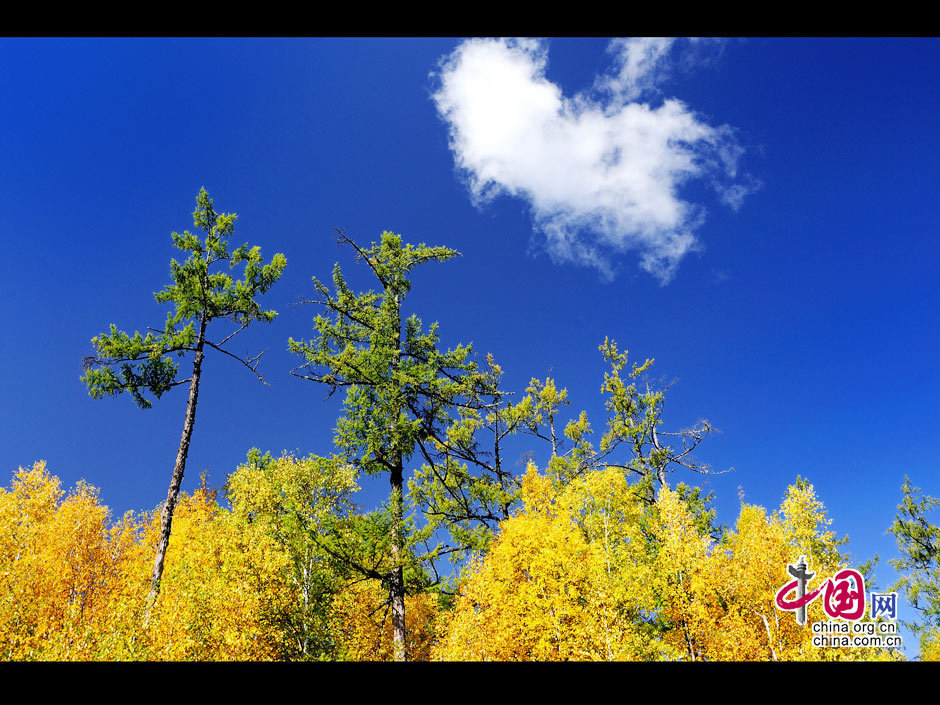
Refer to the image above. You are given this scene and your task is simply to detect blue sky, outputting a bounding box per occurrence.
[2,37,937,655]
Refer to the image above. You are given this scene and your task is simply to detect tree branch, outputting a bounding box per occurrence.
[204,340,269,385]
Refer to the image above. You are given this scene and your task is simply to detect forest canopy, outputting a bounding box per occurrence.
[1,227,922,661]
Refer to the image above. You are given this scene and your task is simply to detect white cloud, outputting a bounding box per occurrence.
[594,37,676,102]
[431,38,758,284]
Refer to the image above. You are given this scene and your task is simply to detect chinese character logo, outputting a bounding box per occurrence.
[775,556,866,625]
[870,592,898,620]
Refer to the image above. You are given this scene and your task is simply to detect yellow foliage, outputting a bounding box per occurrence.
[142,487,296,660]
[330,579,441,661]
[436,466,904,662]
[435,466,661,661]
[920,630,940,661]
[662,484,900,662]
[779,478,844,574]
[649,486,716,660]
[0,462,905,661]
[0,462,145,660]
[0,464,299,661]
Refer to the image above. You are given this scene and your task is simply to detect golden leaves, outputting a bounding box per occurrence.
[436,467,655,661]
[0,463,144,660]
[330,580,441,661]
[0,462,903,661]
[436,466,896,661]
[0,465,295,660]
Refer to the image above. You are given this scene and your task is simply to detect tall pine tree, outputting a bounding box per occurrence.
[890,476,940,659]
[82,189,286,613]
[289,230,485,661]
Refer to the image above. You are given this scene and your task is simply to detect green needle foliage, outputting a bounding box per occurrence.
[82,188,286,608]
[449,339,726,532]
[83,189,286,406]
[889,476,940,658]
[289,230,491,661]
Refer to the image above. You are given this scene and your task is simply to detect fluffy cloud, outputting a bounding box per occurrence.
[431,38,757,284]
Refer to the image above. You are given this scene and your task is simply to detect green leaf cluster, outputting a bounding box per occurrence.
[82,188,286,408]
[289,231,490,594]
[889,476,940,657]
[226,450,359,659]
[290,233,472,475]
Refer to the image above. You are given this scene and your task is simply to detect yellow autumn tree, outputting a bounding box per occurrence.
[0,463,306,661]
[920,631,940,661]
[1,462,902,661]
[436,465,903,661]
[646,485,719,660]
[775,479,898,661]
[0,462,149,660]
[677,479,901,661]
[224,451,359,659]
[561,466,673,660]
[141,484,296,660]
[704,502,794,660]
[0,461,68,659]
[329,579,442,661]
[435,464,665,661]
[135,452,359,661]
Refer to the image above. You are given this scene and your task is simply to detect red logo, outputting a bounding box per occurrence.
[775,557,865,623]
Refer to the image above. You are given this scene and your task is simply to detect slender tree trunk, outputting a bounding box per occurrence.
[389,291,407,661]
[390,461,406,662]
[145,318,207,618]
[493,409,511,521]
[301,561,310,658]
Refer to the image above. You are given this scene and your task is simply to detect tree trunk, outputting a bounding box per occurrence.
[390,462,406,662]
[145,318,207,618]
[389,291,407,661]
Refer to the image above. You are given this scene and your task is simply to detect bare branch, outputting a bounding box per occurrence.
[204,340,269,385]
[215,321,250,348]
[293,296,378,332]
[334,228,386,286]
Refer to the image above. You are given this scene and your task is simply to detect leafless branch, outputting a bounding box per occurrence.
[334,228,387,286]
[216,321,250,348]
[205,340,269,385]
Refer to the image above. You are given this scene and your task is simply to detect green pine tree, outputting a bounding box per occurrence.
[889,476,940,659]
[288,230,488,661]
[82,188,286,613]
